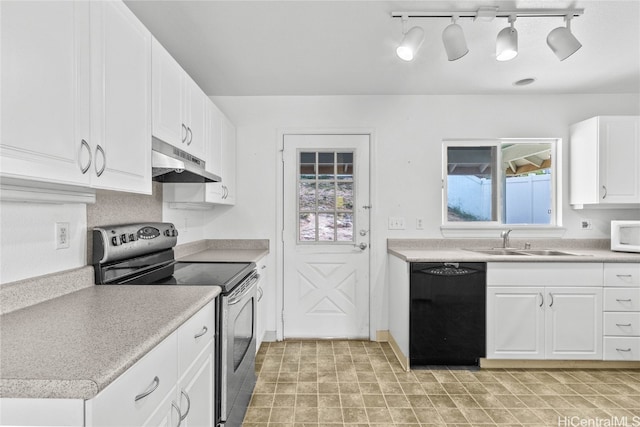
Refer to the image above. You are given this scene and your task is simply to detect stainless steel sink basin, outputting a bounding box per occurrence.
[465,248,588,256]
[519,249,580,256]
[465,248,529,256]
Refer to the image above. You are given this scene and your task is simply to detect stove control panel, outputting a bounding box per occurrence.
[92,222,178,264]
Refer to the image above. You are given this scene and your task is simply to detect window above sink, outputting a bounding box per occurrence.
[441,138,563,238]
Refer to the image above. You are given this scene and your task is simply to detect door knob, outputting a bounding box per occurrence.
[355,243,368,250]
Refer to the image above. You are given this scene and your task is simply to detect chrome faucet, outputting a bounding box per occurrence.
[501,229,513,248]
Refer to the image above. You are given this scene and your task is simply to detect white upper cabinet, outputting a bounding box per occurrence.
[570,116,640,208]
[152,39,206,161]
[1,0,152,196]
[90,1,152,194]
[1,1,92,187]
[206,101,223,178]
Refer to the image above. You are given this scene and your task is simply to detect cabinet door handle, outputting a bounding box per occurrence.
[548,293,554,307]
[134,376,159,401]
[616,298,632,303]
[616,348,632,352]
[181,124,188,143]
[95,144,106,177]
[172,401,183,427]
[180,390,191,421]
[602,185,607,199]
[616,323,632,327]
[538,292,544,308]
[194,326,208,339]
[186,127,193,145]
[258,286,264,302]
[79,140,92,174]
[225,186,229,199]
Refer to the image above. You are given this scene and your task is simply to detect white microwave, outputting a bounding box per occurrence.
[611,220,640,253]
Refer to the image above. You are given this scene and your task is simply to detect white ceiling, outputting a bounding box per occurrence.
[124,0,640,96]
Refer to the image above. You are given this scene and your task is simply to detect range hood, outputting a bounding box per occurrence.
[152,139,220,183]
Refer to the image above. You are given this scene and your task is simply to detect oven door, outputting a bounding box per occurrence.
[221,273,258,426]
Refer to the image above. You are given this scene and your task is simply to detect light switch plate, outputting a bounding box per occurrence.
[388,217,405,230]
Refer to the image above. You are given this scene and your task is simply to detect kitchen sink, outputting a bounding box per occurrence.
[465,248,586,256]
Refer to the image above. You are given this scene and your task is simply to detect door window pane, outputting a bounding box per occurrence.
[297,151,355,243]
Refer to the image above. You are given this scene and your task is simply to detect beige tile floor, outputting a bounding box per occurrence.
[243,340,640,427]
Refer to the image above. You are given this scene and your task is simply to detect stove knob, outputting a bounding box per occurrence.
[172,230,179,237]
[120,234,128,244]
[164,229,171,237]
[129,233,137,242]
[111,236,120,246]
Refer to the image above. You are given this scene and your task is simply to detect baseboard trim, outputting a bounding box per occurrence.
[480,358,640,369]
[262,330,277,342]
[377,330,409,372]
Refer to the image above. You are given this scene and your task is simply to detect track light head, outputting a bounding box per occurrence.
[496,16,518,61]
[396,26,425,61]
[547,16,582,61]
[442,17,468,61]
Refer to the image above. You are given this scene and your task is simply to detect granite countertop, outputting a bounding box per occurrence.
[0,285,220,400]
[388,239,640,263]
[175,239,269,263]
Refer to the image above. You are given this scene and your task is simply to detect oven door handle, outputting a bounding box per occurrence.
[228,274,260,305]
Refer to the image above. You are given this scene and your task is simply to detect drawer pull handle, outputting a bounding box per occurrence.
[135,376,160,402]
[172,401,183,427]
[180,390,191,421]
[616,348,632,352]
[194,326,208,339]
[616,299,632,303]
[616,323,632,327]
[616,274,633,278]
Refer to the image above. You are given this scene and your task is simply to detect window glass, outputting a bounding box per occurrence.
[298,151,355,242]
[444,140,555,226]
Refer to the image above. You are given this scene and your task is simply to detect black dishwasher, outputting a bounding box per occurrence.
[410,262,486,367]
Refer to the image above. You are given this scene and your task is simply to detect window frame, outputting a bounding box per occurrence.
[441,138,562,231]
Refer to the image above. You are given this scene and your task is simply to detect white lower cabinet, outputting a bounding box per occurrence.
[486,263,603,360]
[256,257,268,353]
[603,263,640,361]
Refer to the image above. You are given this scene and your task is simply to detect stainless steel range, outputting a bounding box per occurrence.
[92,222,258,427]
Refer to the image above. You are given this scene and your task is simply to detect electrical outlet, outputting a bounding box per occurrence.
[55,222,70,249]
[388,217,405,230]
[416,217,424,230]
[581,219,593,230]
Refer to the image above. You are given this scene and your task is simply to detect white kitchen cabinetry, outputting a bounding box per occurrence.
[90,1,152,194]
[487,263,603,360]
[603,263,640,361]
[1,0,152,196]
[151,39,206,160]
[86,301,214,427]
[570,116,640,208]
[1,1,91,188]
[163,108,237,208]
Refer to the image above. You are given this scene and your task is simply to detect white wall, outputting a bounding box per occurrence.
[209,93,640,338]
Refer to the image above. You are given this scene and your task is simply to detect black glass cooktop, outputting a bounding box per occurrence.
[152,262,255,293]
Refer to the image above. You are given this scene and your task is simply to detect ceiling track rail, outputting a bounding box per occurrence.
[391,9,584,20]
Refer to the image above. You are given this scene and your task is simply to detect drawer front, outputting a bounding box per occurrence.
[88,333,178,427]
[603,337,640,361]
[487,263,602,287]
[604,288,640,311]
[604,263,640,287]
[604,312,640,336]
[177,301,215,377]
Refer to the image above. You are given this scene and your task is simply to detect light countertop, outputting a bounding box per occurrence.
[0,286,220,399]
[388,239,640,263]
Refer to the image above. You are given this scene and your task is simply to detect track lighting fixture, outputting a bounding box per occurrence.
[391,7,583,63]
[496,15,518,61]
[442,16,468,61]
[396,16,425,61]
[546,16,582,61]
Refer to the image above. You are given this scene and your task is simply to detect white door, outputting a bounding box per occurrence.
[283,134,370,338]
[486,287,545,359]
[545,287,603,360]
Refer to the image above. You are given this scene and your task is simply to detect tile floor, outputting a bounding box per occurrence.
[243,340,640,426]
